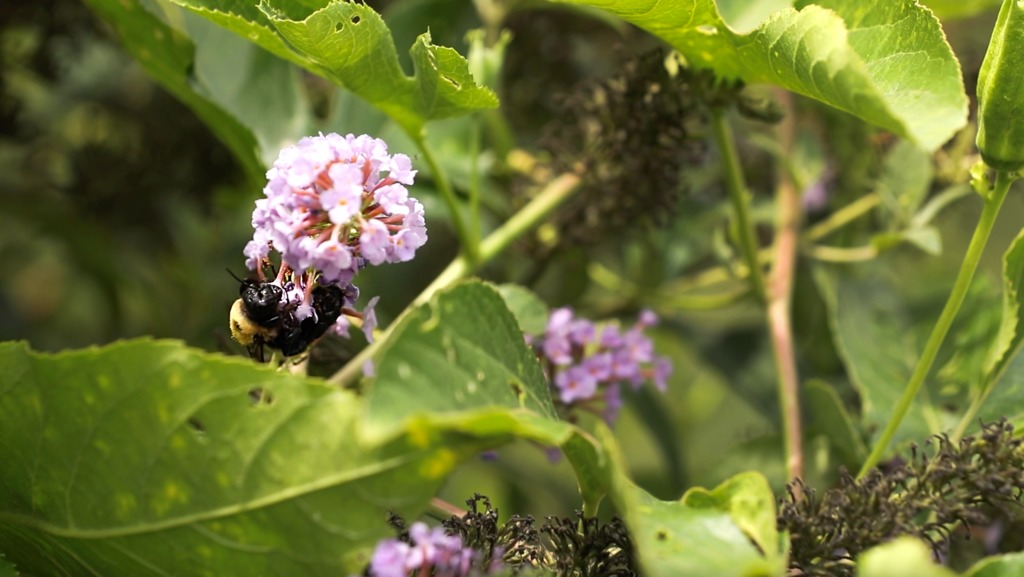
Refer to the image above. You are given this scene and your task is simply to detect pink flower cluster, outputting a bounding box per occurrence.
[368,522,479,577]
[244,133,427,285]
[530,308,671,424]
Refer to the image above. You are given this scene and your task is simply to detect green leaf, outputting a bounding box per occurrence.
[362,281,558,444]
[170,0,498,135]
[0,555,16,577]
[496,283,550,335]
[982,230,1024,387]
[679,471,780,563]
[978,348,1024,425]
[805,379,867,469]
[920,0,1001,20]
[815,264,932,446]
[551,0,967,151]
[625,486,779,577]
[973,233,1024,427]
[856,537,957,577]
[878,140,935,225]
[0,340,483,576]
[81,0,265,181]
[963,552,1024,577]
[586,427,781,577]
[815,257,1001,449]
[185,13,311,165]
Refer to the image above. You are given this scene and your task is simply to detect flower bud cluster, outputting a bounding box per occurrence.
[528,308,671,424]
[366,521,484,577]
[244,133,426,286]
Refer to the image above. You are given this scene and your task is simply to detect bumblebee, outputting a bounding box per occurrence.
[229,276,345,362]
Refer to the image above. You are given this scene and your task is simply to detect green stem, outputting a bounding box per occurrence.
[327,173,582,387]
[710,107,766,302]
[414,136,480,265]
[469,118,483,252]
[857,170,1014,478]
[803,193,881,242]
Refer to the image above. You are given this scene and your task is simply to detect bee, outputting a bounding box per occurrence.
[229,272,345,362]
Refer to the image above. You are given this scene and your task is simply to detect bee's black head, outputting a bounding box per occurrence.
[239,278,284,326]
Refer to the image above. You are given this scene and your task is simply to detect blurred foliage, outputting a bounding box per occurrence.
[0,0,252,352]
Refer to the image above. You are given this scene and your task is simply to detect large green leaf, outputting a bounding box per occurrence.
[169,0,498,136]
[361,281,558,443]
[920,0,1000,20]
[963,552,1024,577]
[497,283,550,336]
[856,537,956,577]
[0,555,15,577]
[804,379,868,470]
[679,472,780,565]
[942,232,1024,430]
[82,0,266,181]
[0,340,485,576]
[814,259,1000,449]
[815,264,933,446]
[981,231,1024,389]
[591,426,781,577]
[551,0,967,151]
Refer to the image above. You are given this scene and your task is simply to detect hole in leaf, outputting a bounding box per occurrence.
[656,529,669,541]
[508,381,524,398]
[350,15,360,24]
[248,388,275,406]
[335,22,343,32]
[187,417,208,443]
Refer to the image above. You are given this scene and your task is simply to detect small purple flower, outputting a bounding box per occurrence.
[545,446,563,463]
[555,365,598,403]
[360,219,391,266]
[610,348,641,382]
[581,352,612,381]
[362,296,380,343]
[369,539,411,577]
[621,327,654,364]
[543,333,574,366]
[652,356,672,392]
[603,383,623,424]
[567,317,596,346]
[599,325,623,348]
[637,308,658,328]
[333,315,351,338]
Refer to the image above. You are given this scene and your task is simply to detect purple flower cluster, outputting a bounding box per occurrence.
[237,133,422,347]
[244,132,426,286]
[530,308,671,424]
[367,522,482,577]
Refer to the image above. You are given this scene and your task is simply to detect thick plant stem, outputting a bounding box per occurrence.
[857,170,1014,479]
[416,137,480,266]
[328,173,582,387]
[710,107,766,302]
[767,90,804,486]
